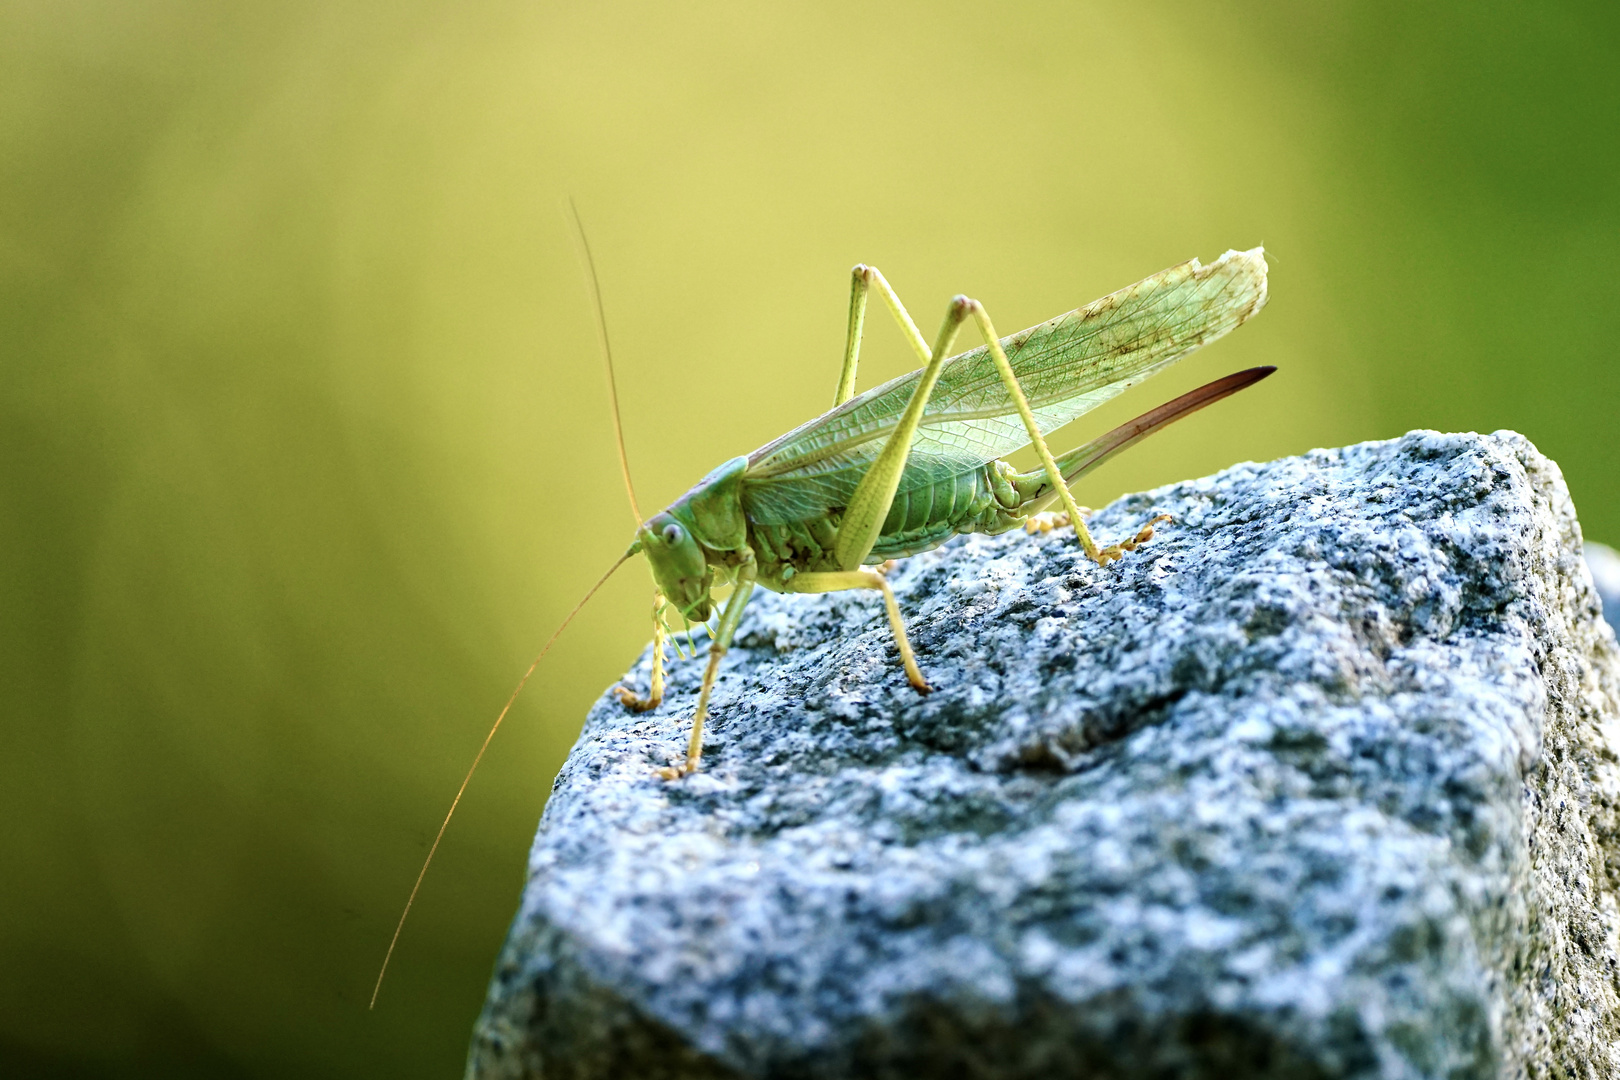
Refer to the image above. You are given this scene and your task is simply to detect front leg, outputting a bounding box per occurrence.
[614,592,668,712]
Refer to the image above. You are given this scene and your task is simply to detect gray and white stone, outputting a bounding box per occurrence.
[467,430,1620,1080]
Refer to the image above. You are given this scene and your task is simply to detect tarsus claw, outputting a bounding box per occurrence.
[1094,513,1173,563]
[615,685,662,713]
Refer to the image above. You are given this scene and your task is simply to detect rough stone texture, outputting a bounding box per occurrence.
[467,431,1620,1080]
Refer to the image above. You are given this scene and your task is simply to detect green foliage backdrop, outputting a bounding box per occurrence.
[3,1,1615,1075]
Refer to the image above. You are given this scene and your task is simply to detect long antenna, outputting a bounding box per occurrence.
[566,199,643,527]
[370,550,633,1009]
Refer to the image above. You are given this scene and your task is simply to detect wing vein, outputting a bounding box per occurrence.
[741,249,1267,526]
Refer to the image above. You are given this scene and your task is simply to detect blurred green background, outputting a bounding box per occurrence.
[2,1,1615,1075]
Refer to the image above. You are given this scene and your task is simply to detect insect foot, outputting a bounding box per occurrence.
[612,685,661,712]
[1093,512,1173,565]
[469,432,1613,1079]
[1022,508,1093,534]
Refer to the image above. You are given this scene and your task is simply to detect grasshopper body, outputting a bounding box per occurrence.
[372,245,1272,1003]
[627,249,1271,777]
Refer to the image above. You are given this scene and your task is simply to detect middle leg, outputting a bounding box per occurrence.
[784,568,931,692]
[657,558,758,779]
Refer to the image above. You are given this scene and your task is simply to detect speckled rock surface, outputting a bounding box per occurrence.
[467,431,1620,1080]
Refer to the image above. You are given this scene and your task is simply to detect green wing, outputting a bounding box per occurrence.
[742,247,1268,526]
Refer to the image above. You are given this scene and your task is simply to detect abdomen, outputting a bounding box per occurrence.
[747,461,1030,577]
[868,462,1027,560]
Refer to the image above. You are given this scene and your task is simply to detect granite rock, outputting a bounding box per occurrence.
[467,431,1620,1080]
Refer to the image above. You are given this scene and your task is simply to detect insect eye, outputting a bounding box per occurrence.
[661,523,684,546]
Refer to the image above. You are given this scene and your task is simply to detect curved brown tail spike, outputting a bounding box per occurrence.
[566,198,644,528]
[369,551,633,1009]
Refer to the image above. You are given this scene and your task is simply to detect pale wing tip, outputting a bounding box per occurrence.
[1209,245,1268,320]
